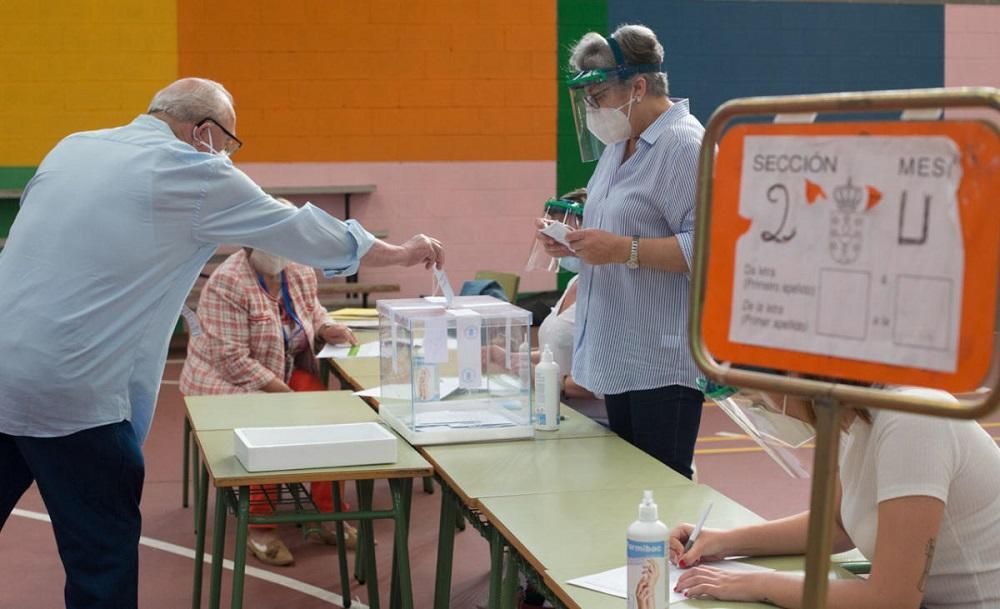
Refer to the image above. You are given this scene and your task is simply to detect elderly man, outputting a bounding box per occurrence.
[0,78,442,609]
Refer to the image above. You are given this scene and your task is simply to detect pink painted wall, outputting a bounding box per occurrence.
[945,5,1000,88]
[945,5,1000,121]
[238,161,558,300]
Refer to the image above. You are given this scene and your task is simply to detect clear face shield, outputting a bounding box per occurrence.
[568,70,614,163]
[697,378,816,478]
[526,198,584,272]
[567,37,663,163]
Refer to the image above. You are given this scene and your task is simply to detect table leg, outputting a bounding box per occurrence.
[422,475,434,495]
[192,443,201,533]
[357,480,379,608]
[230,487,250,609]
[354,482,366,585]
[500,548,520,609]
[332,483,351,608]
[433,483,457,609]
[192,463,209,609]
[182,418,191,508]
[487,527,504,609]
[208,487,228,609]
[388,478,414,609]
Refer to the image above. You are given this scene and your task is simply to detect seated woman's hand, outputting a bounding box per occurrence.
[674,565,766,603]
[669,524,729,568]
[320,323,357,346]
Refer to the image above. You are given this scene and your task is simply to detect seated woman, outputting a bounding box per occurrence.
[671,386,1000,608]
[180,202,360,567]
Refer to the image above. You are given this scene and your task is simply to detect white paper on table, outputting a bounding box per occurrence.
[539,220,574,249]
[353,384,411,400]
[566,560,774,604]
[317,341,380,359]
[729,135,963,373]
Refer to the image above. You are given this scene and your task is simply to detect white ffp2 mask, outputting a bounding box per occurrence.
[585,97,635,145]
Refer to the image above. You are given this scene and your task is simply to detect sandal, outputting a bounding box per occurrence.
[247,535,294,566]
[304,521,359,550]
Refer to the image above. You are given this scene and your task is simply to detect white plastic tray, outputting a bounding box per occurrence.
[233,422,397,472]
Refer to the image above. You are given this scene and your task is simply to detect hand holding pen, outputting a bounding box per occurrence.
[669,502,723,568]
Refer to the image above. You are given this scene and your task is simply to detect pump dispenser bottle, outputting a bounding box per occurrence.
[534,345,559,431]
[627,490,669,609]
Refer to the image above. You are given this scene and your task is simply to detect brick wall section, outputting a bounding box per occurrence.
[178,0,557,162]
[0,1,177,166]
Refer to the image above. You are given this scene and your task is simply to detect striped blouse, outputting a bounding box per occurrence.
[571,99,705,396]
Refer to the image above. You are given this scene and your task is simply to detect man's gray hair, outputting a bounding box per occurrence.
[568,24,668,97]
[147,78,234,122]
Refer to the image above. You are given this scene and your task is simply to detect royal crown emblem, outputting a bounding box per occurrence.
[833,178,864,214]
[829,177,866,265]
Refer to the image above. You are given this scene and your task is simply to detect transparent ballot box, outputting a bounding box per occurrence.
[376,296,534,445]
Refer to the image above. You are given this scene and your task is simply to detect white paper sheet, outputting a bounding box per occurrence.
[567,560,774,604]
[539,220,574,249]
[729,135,964,373]
[317,341,380,359]
[433,267,455,306]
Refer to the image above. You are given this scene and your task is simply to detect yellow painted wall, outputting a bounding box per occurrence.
[0,1,177,166]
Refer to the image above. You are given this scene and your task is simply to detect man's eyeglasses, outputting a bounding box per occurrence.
[196,117,243,156]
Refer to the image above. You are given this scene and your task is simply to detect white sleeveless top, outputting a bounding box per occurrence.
[537,276,577,376]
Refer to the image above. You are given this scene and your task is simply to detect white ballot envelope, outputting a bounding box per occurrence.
[539,221,574,250]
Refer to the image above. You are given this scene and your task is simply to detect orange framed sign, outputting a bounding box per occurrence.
[702,120,1000,392]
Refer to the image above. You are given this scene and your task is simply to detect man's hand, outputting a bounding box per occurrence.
[362,235,444,268]
[400,234,444,269]
[565,229,630,266]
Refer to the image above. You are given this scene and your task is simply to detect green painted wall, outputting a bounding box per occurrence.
[556,0,607,198]
[555,0,606,290]
[0,167,34,237]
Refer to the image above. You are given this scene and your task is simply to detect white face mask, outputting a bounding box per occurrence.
[585,97,635,145]
[192,126,228,157]
[250,250,289,276]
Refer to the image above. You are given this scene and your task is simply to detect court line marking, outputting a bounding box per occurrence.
[10,508,365,609]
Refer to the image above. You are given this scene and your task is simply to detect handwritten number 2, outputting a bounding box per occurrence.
[761,184,796,243]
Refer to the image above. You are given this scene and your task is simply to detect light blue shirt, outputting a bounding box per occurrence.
[0,115,375,441]
[572,100,704,395]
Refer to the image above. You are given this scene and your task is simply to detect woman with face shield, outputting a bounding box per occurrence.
[179,198,360,566]
[672,385,1000,608]
[535,24,706,479]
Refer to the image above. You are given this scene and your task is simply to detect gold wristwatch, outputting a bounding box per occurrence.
[625,236,640,269]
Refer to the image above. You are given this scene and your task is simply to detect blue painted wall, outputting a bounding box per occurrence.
[607,1,945,124]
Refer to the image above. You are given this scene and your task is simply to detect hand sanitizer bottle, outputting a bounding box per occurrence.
[627,490,669,609]
[534,345,559,431]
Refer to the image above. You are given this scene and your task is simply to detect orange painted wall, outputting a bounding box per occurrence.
[177,0,557,162]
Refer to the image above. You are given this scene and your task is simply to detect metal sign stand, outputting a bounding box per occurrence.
[689,87,1000,608]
